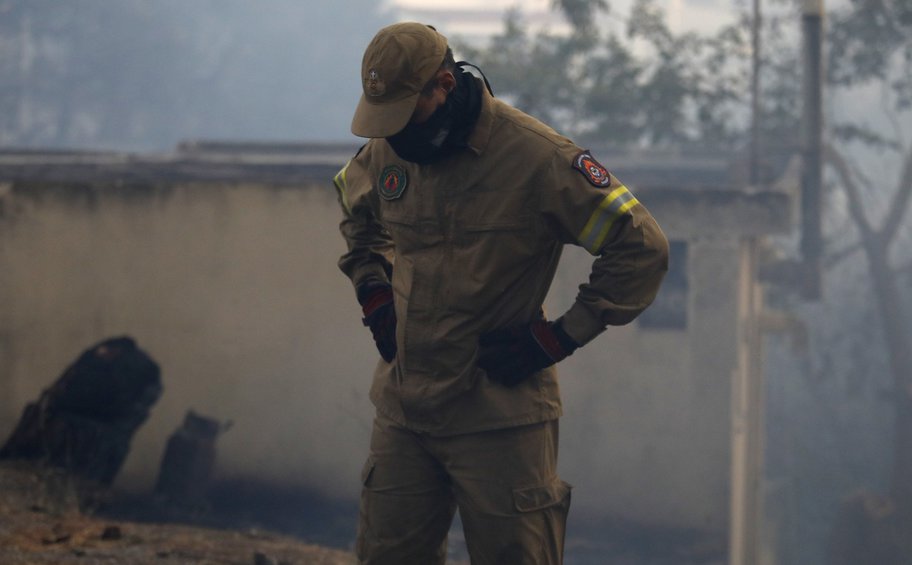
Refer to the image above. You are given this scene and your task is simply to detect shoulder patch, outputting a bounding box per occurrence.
[378,165,407,200]
[572,150,612,188]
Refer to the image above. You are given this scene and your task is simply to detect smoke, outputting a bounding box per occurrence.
[0,174,735,544]
[0,181,376,501]
[0,1,394,150]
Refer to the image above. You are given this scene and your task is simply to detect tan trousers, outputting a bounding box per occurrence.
[356,414,571,565]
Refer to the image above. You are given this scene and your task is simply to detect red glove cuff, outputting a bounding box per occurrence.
[530,320,564,362]
[530,319,579,363]
[360,286,393,318]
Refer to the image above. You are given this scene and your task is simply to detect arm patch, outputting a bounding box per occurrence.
[573,150,612,188]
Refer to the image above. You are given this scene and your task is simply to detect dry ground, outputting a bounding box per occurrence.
[0,462,356,565]
[0,460,733,565]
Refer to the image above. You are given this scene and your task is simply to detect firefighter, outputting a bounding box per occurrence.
[333,22,669,565]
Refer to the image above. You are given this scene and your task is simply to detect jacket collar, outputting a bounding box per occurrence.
[465,80,495,156]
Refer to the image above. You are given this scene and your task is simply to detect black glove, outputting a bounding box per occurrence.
[358,284,397,362]
[477,317,579,387]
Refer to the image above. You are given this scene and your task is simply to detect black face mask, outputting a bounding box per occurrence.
[385,96,454,164]
[385,66,482,165]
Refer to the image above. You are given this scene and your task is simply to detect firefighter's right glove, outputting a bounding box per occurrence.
[358,284,397,362]
[477,318,578,387]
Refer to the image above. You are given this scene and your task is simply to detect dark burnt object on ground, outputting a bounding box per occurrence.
[155,410,230,503]
[0,336,162,486]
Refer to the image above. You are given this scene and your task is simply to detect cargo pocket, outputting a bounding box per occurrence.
[492,477,571,565]
[506,479,573,564]
[512,479,572,513]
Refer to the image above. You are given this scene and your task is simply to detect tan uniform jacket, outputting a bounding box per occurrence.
[334,82,669,436]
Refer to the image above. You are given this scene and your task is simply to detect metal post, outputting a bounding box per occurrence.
[801,0,824,299]
[730,239,766,565]
[750,0,762,186]
[731,0,769,561]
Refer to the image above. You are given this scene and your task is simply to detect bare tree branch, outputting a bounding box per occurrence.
[848,153,891,214]
[824,141,875,239]
[824,241,862,270]
[881,143,912,246]
[880,81,906,150]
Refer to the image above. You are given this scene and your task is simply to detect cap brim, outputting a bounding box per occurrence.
[351,92,420,138]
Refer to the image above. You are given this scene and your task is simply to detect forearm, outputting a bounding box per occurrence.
[337,201,395,292]
[561,212,669,345]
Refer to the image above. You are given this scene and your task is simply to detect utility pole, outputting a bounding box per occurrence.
[729,3,767,564]
[801,0,824,300]
[730,241,766,565]
[731,3,824,564]
[750,0,762,186]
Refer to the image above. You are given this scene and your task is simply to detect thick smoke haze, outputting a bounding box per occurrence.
[0,177,723,531]
[0,0,396,150]
[3,2,912,564]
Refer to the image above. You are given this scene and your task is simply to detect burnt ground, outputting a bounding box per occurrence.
[0,460,728,565]
[0,461,357,565]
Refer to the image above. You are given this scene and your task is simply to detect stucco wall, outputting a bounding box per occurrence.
[554,239,736,532]
[0,179,378,496]
[0,178,738,534]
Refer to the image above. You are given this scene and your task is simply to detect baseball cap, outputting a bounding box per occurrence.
[351,22,448,138]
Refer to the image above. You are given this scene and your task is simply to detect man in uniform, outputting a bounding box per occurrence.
[333,22,669,565]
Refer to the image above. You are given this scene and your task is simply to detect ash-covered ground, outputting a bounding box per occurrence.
[0,459,726,565]
[0,461,357,565]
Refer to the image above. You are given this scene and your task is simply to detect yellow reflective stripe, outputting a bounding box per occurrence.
[589,197,639,252]
[578,185,639,253]
[333,160,352,215]
[578,187,625,248]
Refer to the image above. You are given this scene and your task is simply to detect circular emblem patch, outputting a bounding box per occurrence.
[572,150,612,187]
[366,68,386,97]
[378,165,407,200]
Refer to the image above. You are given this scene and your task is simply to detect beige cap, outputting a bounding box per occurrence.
[351,22,448,138]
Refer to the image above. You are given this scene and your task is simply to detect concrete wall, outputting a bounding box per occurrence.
[0,179,377,498]
[0,177,743,534]
[554,238,737,533]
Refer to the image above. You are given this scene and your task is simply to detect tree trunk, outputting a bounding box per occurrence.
[826,142,912,512]
[0,336,162,485]
[865,240,912,511]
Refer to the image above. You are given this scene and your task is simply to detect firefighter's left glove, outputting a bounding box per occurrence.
[358,284,397,362]
[477,318,579,387]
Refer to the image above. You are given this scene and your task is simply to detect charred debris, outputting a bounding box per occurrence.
[0,336,357,551]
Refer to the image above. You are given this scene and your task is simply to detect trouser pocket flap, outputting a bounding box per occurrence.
[512,479,572,512]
